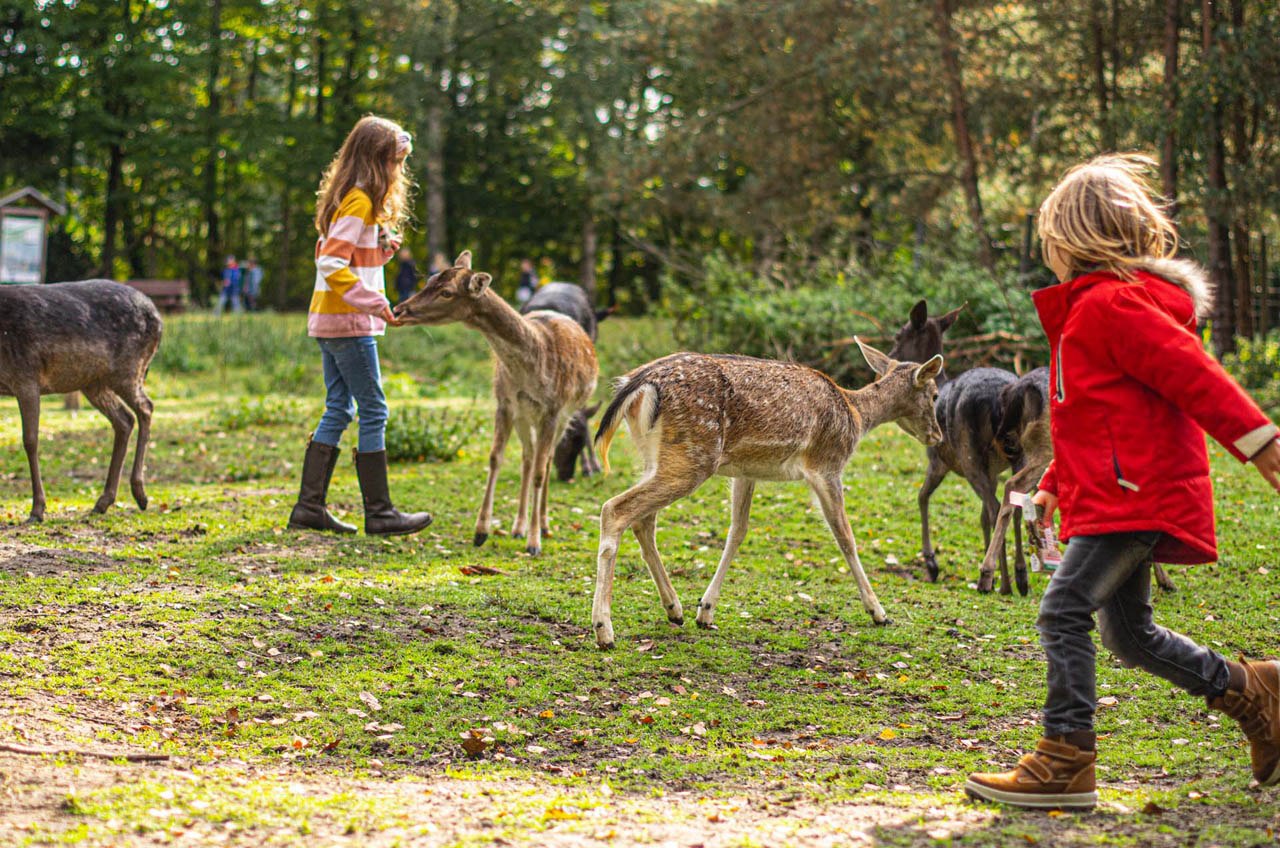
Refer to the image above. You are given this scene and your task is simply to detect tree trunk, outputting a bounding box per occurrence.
[931,0,994,272]
[580,207,598,303]
[101,142,125,277]
[1160,0,1181,210]
[607,215,625,308]
[425,99,448,261]
[1259,233,1270,338]
[203,0,223,285]
[1089,0,1112,150]
[1228,0,1252,338]
[1202,0,1235,355]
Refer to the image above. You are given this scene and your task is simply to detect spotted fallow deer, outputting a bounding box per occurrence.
[588,340,944,649]
[393,251,598,555]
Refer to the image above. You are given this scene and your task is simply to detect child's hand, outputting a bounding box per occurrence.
[1031,489,1058,527]
[1252,439,1280,494]
[380,305,401,327]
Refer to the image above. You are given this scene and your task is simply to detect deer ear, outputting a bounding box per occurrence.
[938,303,966,333]
[913,355,944,387]
[465,271,492,297]
[909,299,928,330]
[455,250,473,270]
[855,336,894,376]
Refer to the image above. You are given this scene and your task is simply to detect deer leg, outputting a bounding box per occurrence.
[632,512,683,626]
[981,464,1039,595]
[511,422,534,539]
[82,386,134,515]
[696,477,754,630]
[114,381,153,510]
[1154,563,1177,592]
[540,450,556,536]
[16,389,45,524]
[1012,510,1029,596]
[808,471,888,625]
[474,403,513,547]
[524,415,558,556]
[918,453,948,582]
[592,465,707,649]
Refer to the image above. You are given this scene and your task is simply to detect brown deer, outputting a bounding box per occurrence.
[393,251,598,555]
[589,340,944,649]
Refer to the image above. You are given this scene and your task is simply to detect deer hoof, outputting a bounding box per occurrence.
[1016,571,1030,597]
[512,531,525,540]
[525,544,541,556]
[473,532,489,547]
[976,574,995,594]
[669,616,684,627]
[23,512,43,525]
[924,555,939,583]
[594,621,615,649]
[92,497,113,514]
[873,616,892,627]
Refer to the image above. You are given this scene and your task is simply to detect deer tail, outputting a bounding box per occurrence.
[595,374,661,476]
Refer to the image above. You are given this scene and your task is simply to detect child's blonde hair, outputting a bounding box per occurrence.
[315,115,413,235]
[1038,153,1178,280]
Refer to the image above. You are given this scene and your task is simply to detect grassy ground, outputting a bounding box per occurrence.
[1,314,1279,846]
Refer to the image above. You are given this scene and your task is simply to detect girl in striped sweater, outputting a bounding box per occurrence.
[288,116,433,537]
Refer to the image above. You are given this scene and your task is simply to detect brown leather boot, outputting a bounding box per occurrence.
[965,737,1097,810]
[1208,658,1280,786]
[288,438,357,533]
[354,449,433,537]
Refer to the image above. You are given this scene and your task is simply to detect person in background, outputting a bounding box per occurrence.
[394,247,418,304]
[428,252,448,278]
[217,255,242,314]
[243,258,264,312]
[515,257,537,305]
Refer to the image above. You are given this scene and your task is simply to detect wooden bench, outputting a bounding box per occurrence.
[125,278,190,313]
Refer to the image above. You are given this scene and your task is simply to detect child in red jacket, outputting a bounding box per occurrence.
[965,154,1280,810]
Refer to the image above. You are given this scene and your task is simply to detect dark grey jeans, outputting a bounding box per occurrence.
[1037,531,1231,735]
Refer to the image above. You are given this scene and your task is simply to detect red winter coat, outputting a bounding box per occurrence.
[1034,259,1278,565]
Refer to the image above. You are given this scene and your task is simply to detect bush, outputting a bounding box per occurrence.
[668,251,1045,384]
[1223,333,1280,413]
[384,405,484,463]
[217,396,302,431]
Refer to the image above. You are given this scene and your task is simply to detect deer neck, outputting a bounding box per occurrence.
[843,379,899,438]
[464,290,540,370]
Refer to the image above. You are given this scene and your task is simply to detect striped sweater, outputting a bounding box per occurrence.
[308,188,393,338]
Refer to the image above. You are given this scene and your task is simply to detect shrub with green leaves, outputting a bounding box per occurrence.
[216,396,302,431]
[1223,333,1280,412]
[669,250,1046,383]
[384,405,484,463]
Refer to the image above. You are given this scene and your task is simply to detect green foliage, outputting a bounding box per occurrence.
[1223,333,1280,411]
[383,405,484,463]
[217,396,302,431]
[671,251,1045,382]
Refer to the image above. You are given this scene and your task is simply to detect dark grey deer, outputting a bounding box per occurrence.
[1,280,162,523]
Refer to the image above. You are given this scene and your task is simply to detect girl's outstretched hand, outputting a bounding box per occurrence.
[1252,439,1280,494]
[1031,489,1058,527]
[381,305,401,327]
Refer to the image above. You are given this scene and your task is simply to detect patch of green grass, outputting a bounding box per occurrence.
[1,315,1278,845]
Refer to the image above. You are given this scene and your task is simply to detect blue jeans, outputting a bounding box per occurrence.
[1038,531,1230,735]
[312,336,388,453]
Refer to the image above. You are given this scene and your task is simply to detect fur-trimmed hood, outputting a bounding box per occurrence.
[1132,257,1214,320]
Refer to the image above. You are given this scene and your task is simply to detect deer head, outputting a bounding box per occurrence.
[392,250,493,326]
[886,299,964,369]
[856,337,944,446]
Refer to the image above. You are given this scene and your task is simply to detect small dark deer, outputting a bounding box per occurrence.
[887,299,964,381]
[520,282,611,481]
[1,280,162,523]
[589,341,943,649]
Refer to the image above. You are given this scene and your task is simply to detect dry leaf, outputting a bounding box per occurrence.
[878,728,897,740]
[458,564,505,576]
[358,692,383,712]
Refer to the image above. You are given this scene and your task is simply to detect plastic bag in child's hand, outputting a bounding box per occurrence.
[1010,490,1063,572]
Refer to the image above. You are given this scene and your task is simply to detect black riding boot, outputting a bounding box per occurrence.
[288,439,357,533]
[354,449,433,536]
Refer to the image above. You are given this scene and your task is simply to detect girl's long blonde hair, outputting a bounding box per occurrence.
[1037,153,1178,279]
[315,115,413,235]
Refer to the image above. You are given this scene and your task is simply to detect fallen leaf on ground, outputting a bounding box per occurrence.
[458,565,505,576]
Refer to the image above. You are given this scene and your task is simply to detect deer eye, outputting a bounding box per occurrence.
[440,290,454,299]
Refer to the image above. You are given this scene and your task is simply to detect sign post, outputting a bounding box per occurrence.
[0,187,67,285]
